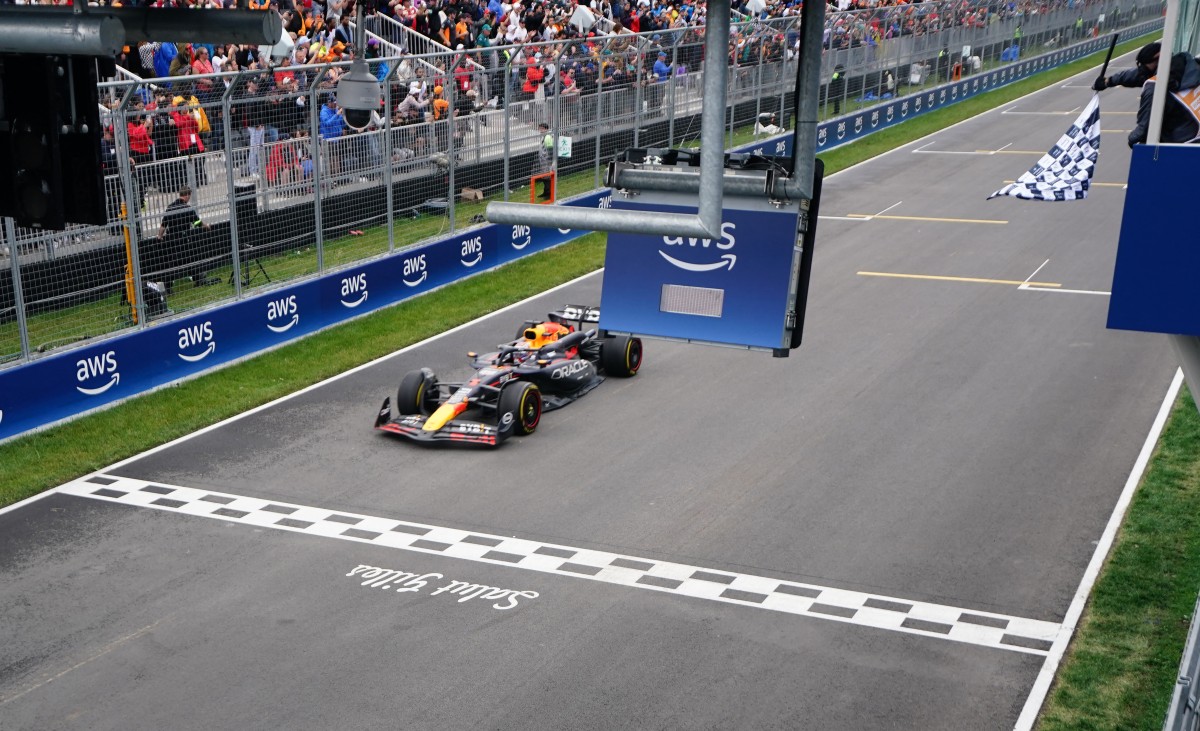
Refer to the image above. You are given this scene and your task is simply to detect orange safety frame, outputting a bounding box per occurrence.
[530,171,556,204]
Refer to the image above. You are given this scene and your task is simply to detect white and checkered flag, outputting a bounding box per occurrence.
[989,93,1101,201]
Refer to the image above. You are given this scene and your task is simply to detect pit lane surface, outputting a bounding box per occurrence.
[0,58,1177,730]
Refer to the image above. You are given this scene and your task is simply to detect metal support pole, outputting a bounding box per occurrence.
[1146,0,1181,144]
[1149,0,1200,417]
[790,0,825,196]
[1173,336,1200,416]
[0,10,124,56]
[486,0,729,240]
[5,217,30,364]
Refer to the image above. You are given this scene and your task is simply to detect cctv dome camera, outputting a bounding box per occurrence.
[336,58,382,131]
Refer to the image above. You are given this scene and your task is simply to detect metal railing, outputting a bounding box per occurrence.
[1165,591,1200,730]
[0,0,1162,368]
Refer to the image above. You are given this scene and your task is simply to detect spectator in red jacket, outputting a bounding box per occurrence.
[172,95,206,190]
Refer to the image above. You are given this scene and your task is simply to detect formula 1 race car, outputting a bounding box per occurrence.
[374,305,643,447]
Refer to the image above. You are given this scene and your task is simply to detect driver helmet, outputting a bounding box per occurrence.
[522,321,569,348]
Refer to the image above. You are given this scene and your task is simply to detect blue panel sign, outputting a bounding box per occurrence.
[1108,144,1200,337]
[600,195,801,351]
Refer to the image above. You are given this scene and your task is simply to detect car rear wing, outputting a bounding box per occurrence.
[549,305,601,327]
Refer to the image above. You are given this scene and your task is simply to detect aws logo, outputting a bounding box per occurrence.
[403,254,427,287]
[178,321,215,362]
[76,350,119,395]
[659,221,737,273]
[460,235,483,267]
[340,272,368,308]
[512,225,532,250]
[267,295,299,333]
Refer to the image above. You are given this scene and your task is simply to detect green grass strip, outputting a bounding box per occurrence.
[1,32,1191,730]
[1038,389,1200,730]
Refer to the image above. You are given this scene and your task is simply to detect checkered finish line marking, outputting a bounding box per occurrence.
[62,475,1062,655]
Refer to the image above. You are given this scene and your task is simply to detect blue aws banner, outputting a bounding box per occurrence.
[601,195,802,351]
[0,191,610,442]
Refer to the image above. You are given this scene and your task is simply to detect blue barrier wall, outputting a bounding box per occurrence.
[0,192,610,442]
[0,29,1153,442]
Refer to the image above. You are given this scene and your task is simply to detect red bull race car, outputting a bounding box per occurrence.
[374,305,643,447]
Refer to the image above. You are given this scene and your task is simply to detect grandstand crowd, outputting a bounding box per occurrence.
[79,0,1124,200]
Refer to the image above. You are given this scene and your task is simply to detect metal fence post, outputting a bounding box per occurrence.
[502,52,512,202]
[593,64,604,190]
[383,64,396,254]
[310,67,327,274]
[448,79,458,234]
[114,85,147,329]
[224,81,244,297]
[5,217,30,364]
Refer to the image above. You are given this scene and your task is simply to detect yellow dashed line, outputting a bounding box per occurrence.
[858,271,1062,288]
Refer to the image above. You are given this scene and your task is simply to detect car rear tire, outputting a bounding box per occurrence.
[600,335,643,377]
[497,382,542,436]
[396,369,437,416]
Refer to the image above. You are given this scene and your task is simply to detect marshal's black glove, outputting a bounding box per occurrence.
[1092,76,1108,92]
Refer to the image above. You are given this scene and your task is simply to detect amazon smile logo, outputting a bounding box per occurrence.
[660,221,738,274]
[178,321,215,362]
[658,251,736,272]
[402,253,427,287]
[340,272,368,308]
[267,295,299,333]
[512,225,532,250]
[76,350,120,396]
[460,235,483,267]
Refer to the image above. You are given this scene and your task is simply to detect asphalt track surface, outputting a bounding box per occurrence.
[1,56,1181,730]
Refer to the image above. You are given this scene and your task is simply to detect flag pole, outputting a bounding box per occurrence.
[1095,32,1120,88]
